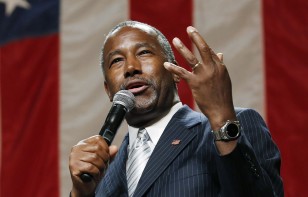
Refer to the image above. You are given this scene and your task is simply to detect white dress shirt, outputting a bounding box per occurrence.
[128,102,183,150]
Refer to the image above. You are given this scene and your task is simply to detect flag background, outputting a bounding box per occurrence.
[1,0,307,196]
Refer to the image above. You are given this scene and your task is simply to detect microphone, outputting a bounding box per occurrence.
[80,90,135,182]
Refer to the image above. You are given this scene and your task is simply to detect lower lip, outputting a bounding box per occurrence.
[128,85,149,94]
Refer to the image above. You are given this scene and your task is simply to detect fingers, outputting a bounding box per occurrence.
[69,135,113,182]
[79,151,108,171]
[172,37,199,69]
[186,26,215,64]
[164,62,192,81]
[172,26,224,75]
[76,135,110,163]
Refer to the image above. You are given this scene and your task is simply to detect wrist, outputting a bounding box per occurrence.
[208,111,237,131]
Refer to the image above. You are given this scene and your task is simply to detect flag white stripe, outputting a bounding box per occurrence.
[60,1,128,196]
[194,0,265,117]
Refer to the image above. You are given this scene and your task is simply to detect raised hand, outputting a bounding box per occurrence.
[164,26,236,131]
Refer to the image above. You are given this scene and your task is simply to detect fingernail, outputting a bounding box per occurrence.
[173,37,182,46]
[164,62,171,68]
[217,53,224,61]
[164,62,176,69]
[187,26,198,33]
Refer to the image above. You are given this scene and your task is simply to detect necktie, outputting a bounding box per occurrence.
[126,128,152,197]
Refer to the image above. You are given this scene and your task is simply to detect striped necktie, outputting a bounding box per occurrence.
[126,128,152,197]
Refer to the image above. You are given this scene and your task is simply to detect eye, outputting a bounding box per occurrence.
[138,50,152,56]
[110,57,123,67]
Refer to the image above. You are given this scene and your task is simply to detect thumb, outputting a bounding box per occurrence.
[217,53,223,62]
[109,145,118,160]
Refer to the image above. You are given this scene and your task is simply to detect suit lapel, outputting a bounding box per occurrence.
[117,136,129,190]
[102,135,129,196]
[133,106,202,196]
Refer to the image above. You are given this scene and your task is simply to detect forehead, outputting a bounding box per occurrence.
[113,23,157,36]
[104,26,160,51]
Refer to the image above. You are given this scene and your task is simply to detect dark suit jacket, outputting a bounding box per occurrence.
[95,106,283,197]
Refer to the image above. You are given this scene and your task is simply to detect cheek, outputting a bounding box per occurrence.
[142,60,168,77]
[146,61,172,78]
[105,71,124,93]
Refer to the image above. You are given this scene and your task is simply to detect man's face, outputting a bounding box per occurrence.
[102,26,177,123]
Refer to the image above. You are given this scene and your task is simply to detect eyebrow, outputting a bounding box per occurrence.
[107,50,122,60]
[107,42,157,59]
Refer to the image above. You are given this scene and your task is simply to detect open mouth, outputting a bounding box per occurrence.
[126,80,149,94]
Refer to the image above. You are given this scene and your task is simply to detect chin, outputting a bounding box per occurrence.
[131,94,157,112]
[134,100,155,112]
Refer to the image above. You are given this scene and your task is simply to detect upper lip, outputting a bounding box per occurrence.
[125,79,149,90]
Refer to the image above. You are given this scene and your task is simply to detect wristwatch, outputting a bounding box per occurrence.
[212,120,241,141]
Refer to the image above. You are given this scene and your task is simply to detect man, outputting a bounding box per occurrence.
[69,21,283,197]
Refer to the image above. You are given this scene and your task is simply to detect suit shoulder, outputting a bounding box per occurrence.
[235,107,262,117]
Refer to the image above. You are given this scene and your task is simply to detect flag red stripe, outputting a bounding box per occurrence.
[0,35,59,197]
[263,0,308,195]
[129,0,194,107]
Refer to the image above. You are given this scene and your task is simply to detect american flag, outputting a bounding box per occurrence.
[0,0,307,196]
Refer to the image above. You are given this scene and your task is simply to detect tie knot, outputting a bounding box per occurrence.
[135,128,150,149]
[137,128,148,140]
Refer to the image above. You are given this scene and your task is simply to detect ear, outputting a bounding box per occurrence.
[104,81,113,102]
[171,60,180,83]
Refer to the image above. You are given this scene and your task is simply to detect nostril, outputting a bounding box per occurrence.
[133,70,141,75]
[124,72,130,78]
[124,69,141,78]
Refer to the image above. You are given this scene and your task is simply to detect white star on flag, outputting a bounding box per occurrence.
[0,0,30,16]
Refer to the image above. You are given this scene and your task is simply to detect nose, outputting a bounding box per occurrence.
[124,55,142,78]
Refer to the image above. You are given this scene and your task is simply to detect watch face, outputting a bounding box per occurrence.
[226,123,239,138]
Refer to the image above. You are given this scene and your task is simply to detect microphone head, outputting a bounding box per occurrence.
[113,90,135,112]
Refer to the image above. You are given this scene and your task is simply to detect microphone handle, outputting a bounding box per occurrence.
[80,104,127,182]
[99,104,127,145]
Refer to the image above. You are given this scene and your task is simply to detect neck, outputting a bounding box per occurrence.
[126,100,180,128]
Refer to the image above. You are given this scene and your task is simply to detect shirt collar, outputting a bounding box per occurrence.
[128,102,183,149]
